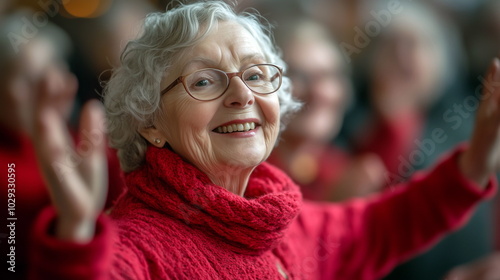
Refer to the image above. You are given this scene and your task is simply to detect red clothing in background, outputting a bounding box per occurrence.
[0,124,126,277]
[267,146,350,201]
[268,113,423,202]
[356,112,424,178]
[29,146,495,280]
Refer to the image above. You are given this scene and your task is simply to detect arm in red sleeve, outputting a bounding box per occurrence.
[29,207,154,280]
[29,207,114,280]
[290,147,497,280]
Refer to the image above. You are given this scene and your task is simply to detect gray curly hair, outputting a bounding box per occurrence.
[104,1,300,172]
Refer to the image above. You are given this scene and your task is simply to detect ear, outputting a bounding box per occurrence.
[138,125,167,148]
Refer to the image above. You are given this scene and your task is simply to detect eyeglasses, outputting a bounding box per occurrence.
[160,63,283,101]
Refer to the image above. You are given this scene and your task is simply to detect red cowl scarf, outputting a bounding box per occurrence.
[124,146,303,255]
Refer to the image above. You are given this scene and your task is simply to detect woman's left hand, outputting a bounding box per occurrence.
[459,57,500,187]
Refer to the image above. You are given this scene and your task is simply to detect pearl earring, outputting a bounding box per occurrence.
[154,138,161,144]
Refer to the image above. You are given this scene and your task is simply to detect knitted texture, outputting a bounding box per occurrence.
[29,146,497,279]
[103,146,306,279]
[122,146,303,255]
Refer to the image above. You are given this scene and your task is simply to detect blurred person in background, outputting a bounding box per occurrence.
[0,10,125,279]
[345,1,496,279]
[354,1,459,177]
[267,18,388,201]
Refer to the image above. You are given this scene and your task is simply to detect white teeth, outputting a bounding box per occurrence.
[215,122,257,133]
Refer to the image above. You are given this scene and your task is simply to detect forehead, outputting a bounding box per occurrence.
[176,21,265,71]
[287,39,339,68]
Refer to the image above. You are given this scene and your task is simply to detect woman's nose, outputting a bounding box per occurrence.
[223,77,255,108]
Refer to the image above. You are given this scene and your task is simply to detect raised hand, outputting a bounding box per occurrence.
[459,58,500,187]
[33,69,108,243]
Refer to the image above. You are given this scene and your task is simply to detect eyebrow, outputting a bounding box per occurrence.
[240,53,266,63]
[182,53,266,72]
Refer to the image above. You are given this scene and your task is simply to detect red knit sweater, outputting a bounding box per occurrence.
[29,146,496,279]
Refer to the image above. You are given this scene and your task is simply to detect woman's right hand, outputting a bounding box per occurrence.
[33,70,108,243]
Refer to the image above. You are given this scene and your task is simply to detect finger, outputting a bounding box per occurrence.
[55,69,78,119]
[480,57,500,105]
[33,75,93,214]
[33,105,90,214]
[481,58,500,169]
[34,68,58,118]
[487,57,500,83]
[466,57,500,176]
[77,100,108,208]
[33,73,77,184]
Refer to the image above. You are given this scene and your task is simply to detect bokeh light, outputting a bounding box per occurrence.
[62,0,112,18]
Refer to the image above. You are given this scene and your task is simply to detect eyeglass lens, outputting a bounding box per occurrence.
[184,64,281,100]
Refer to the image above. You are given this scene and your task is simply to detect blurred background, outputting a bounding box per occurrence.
[1,0,499,279]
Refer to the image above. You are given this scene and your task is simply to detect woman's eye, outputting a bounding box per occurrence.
[247,74,260,81]
[194,79,210,87]
[246,69,266,81]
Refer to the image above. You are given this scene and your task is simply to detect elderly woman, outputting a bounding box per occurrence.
[30,1,500,279]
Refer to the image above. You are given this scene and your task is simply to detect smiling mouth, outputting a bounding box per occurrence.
[213,122,257,134]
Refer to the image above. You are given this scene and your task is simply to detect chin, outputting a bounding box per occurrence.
[220,149,267,169]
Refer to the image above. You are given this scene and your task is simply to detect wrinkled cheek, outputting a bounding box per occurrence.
[178,128,215,169]
[270,99,281,136]
[262,99,281,156]
[262,125,278,161]
[160,95,219,170]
